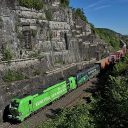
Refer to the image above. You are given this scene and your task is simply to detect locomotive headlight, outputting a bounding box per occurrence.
[9,104,11,108]
[19,112,22,116]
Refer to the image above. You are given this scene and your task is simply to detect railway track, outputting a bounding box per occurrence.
[0,78,97,128]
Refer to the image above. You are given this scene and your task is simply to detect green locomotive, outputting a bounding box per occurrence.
[8,77,76,122]
[8,65,100,122]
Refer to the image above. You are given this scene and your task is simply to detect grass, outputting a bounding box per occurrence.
[3,69,28,82]
[2,48,13,61]
[18,0,44,10]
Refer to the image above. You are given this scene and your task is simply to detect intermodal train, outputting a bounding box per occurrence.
[8,45,127,122]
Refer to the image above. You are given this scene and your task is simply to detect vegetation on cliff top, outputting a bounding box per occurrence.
[60,0,69,7]
[3,69,28,82]
[95,28,128,51]
[75,8,88,23]
[95,28,121,50]
[17,0,44,10]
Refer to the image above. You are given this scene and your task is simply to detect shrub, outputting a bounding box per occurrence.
[0,17,3,29]
[3,70,27,82]
[60,0,69,7]
[2,48,13,61]
[31,29,37,38]
[75,8,88,23]
[17,0,43,10]
[45,10,53,21]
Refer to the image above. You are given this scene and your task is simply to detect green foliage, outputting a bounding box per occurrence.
[37,55,128,128]
[2,48,13,61]
[45,10,53,21]
[17,0,43,10]
[96,28,120,50]
[75,8,88,23]
[112,54,128,76]
[0,17,3,29]
[0,17,2,22]
[89,23,95,33]
[3,69,27,82]
[37,105,95,128]
[92,75,128,128]
[31,29,37,37]
[90,57,128,128]
[60,0,69,7]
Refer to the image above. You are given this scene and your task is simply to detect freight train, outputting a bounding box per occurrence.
[7,45,127,122]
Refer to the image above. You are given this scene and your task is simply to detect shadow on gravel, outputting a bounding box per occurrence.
[46,108,62,119]
[84,85,98,94]
[83,97,92,103]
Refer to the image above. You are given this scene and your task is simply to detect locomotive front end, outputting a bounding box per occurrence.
[8,99,23,122]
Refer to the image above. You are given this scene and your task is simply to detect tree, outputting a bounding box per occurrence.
[75,8,88,23]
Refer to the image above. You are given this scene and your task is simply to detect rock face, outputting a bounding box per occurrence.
[0,0,107,64]
[0,0,108,123]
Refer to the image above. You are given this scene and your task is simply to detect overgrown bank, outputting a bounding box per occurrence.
[36,55,128,128]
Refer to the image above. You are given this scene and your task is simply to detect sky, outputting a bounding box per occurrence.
[70,0,128,35]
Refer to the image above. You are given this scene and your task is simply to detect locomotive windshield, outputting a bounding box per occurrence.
[11,100,19,108]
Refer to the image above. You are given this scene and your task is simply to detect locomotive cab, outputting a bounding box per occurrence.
[8,99,23,121]
[8,96,33,122]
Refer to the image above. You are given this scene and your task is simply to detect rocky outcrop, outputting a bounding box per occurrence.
[0,0,107,64]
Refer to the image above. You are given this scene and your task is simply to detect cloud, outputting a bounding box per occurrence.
[94,5,111,10]
[84,0,111,12]
[86,0,107,9]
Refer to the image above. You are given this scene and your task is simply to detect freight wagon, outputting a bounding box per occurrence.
[95,57,110,69]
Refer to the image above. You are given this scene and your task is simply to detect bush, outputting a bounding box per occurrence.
[60,0,69,7]
[3,70,27,82]
[45,10,53,21]
[96,28,120,50]
[2,48,13,61]
[31,29,37,38]
[112,54,128,76]
[17,0,43,10]
[37,104,95,128]
[75,8,88,23]
[0,17,3,29]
